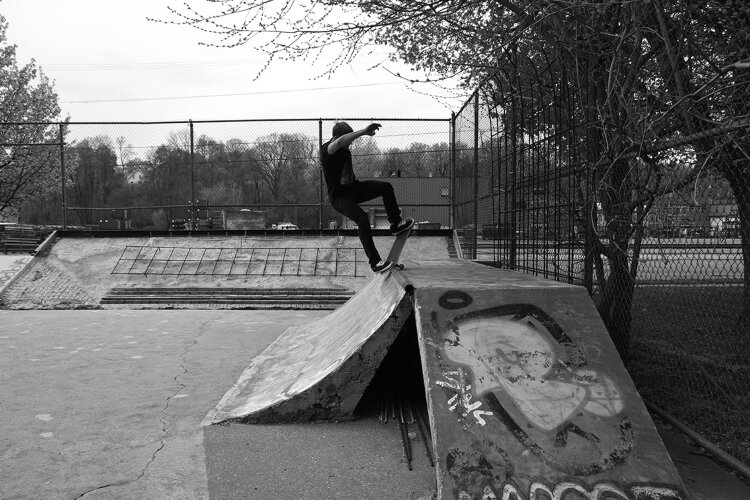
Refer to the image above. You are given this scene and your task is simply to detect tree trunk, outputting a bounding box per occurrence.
[730,176,750,323]
[596,239,635,363]
[595,154,636,362]
[715,154,750,323]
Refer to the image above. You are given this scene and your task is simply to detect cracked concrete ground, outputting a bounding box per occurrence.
[0,309,326,499]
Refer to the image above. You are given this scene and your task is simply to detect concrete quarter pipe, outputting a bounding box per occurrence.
[206,260,688,500]
[204,272,412,424]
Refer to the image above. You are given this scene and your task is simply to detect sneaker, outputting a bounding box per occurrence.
[390,217,415,235]
[371,260,396,274]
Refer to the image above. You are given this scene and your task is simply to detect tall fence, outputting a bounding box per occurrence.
[3,83,749,468]
[454,56,750,468]
[4,118,450,231]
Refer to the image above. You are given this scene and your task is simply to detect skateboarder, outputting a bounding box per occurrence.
[320,121,414,273]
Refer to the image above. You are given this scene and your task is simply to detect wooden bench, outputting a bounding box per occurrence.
[1,226,41,254]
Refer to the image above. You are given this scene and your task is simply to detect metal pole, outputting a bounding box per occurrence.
[318,119,324,230]
[584,168,595,293]
[644,400,750,480]
[473,91,479,260]
[59,123,67,230]
[450,112,456,230]
[189,120,196,231]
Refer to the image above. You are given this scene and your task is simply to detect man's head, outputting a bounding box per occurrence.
[332,121,354,138]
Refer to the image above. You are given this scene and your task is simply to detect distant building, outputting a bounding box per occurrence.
[643,188,737,237]
[222,209,266,230]
[339,177,451,229]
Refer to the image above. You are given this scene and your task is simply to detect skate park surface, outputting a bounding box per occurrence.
[1,233,749,499]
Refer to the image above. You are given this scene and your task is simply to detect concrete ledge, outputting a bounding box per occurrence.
[0,231,58,299]
[35,229,58,255]
[0,256,33,298]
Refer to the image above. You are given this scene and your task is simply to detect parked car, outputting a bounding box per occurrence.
[169,218,188,230]
[274,222,299,230]
[482,223,514,239]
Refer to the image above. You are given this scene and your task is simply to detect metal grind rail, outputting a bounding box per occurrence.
[112,245,366,277]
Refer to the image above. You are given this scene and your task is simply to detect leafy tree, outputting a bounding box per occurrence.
[429,141,451,177]
[66,137,125,225]
[349,137,382,176]
[404,143,432,176]
[115,136,139,182]
[142,143,191,209]
[165,0,750,348]
[249,133,315,203]
[380,147,409,177]
[222,137,257,204]
[0,14,62,217]
[195,134,227,188]
[200,182,245,206]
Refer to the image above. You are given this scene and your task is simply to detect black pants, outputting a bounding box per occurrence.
[331,180,401,265]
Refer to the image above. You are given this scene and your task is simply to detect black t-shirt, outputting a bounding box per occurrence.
[320,140,356,201]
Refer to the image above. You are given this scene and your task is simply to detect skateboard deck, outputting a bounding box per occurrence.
[384,222,414,270]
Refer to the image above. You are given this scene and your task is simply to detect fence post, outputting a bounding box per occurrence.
[59,122,67,230]
[473,91,479,259]
[450,112,456,230]
[319,119,324,230]
[583,168,595,293]
[189,120,196,231]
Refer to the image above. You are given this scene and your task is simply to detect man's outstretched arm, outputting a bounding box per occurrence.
[327,123,381,154]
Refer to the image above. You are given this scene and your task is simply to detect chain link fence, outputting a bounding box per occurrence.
[3,72,749,470]
[454,55,750,467]
[6,118,450,231]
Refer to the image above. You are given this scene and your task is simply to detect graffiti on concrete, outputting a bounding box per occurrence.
[445,444,683,499]
[436,368,494,426]
[435,293,634,476]
[503,479,680,500]
[0,257,31,290]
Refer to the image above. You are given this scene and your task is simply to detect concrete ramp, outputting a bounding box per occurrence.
[205,273,411,424]
[406,260,687,499]
[206,259,687,499]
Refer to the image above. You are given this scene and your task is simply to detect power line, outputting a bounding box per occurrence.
[62,82,404,104]
[44,59,263,71]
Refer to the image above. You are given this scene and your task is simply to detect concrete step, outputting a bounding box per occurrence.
[100,287,354,308]
[100,297,348,305]
[106,287,347,296]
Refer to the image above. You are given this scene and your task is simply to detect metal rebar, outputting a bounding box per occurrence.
[144,247,158,275]
[406,398,416,424]
[397,397,412,470]
[383,396,388,424]
[415,401,432,440]
[398,397,413,465]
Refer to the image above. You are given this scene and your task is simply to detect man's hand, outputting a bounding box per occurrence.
[364,123,382,136]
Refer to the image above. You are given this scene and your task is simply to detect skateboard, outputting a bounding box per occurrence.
[384,220,414,271]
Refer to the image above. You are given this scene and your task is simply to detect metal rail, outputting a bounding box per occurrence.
[112,245,367,277]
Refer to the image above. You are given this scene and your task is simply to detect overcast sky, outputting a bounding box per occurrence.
[3,0,463,123]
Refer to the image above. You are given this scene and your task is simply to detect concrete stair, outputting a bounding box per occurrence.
[100,287,354,308]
